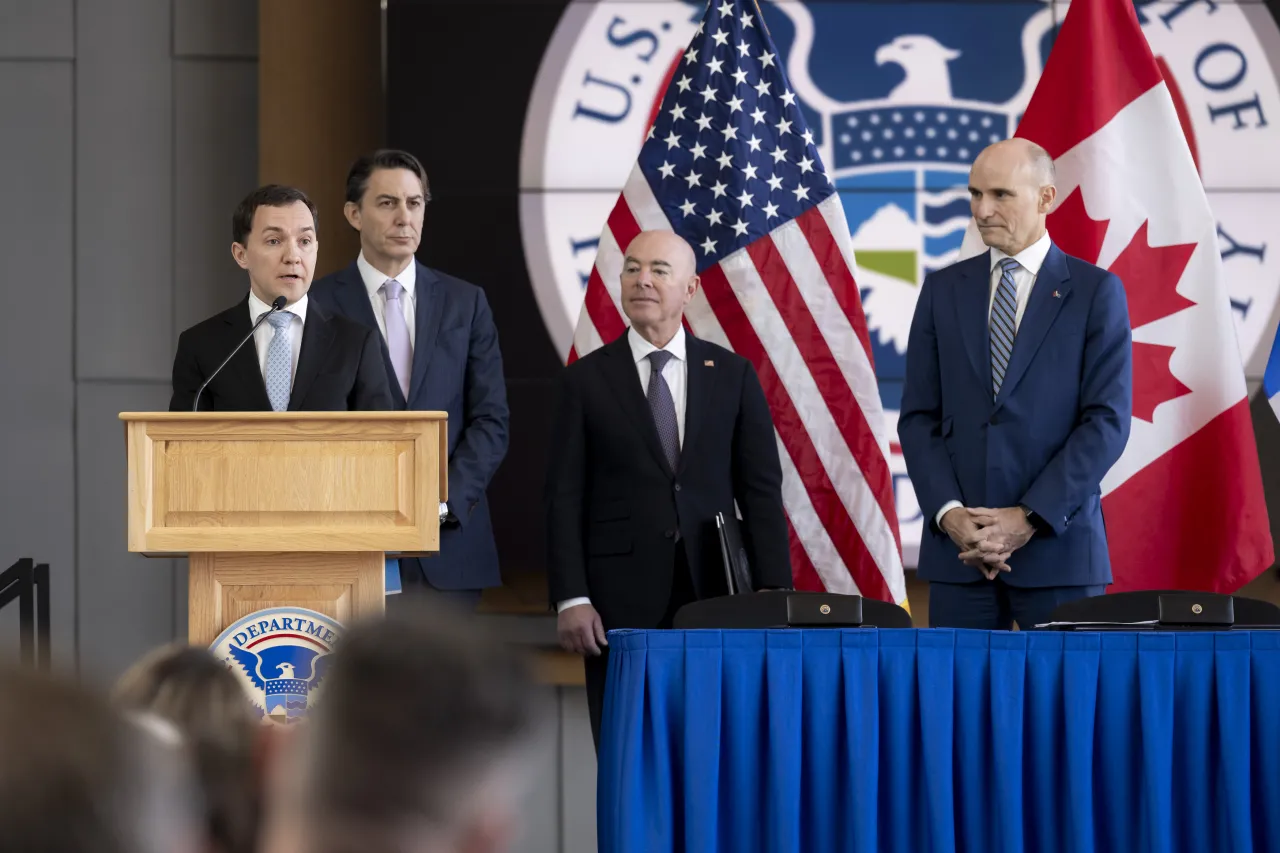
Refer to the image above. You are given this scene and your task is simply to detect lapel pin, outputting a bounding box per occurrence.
[705,360,715,367]
[1052,290,1062,298]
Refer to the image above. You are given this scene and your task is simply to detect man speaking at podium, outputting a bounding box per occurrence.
[898,140,1132,631]
[169,185,392,412]
[546,230,792,748]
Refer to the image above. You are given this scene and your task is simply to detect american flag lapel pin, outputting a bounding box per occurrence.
[1052,290,1062,298]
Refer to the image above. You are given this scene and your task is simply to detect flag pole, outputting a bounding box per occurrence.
[749,0,772,38]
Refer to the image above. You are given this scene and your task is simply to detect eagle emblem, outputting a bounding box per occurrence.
[227,643,330,723]
[210,607,342,725]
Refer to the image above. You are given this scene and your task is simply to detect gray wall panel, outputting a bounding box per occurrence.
[3,4,607,847]
[0,602,24,667]
[174,0,257,58]
[75,0,173,380]
[0,0,73,58]
[174,59,258,335]
[76,382,178,685]
[513,687,564,853]
[561,689,598,853]
[0,62,76,668]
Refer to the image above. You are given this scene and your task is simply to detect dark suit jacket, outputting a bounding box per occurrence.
[169,296,392,412]
[897,243,1133,588]
[545,332,792,631]
[310,261,509,591]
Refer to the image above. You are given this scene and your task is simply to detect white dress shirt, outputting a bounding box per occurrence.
[935,231,1052,529]
[249,291,307,388]
[357,252,417,347]
[557,326,689,615]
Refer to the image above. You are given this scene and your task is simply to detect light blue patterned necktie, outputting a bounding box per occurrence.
[990,258,1019,400]
[264,311,294,412]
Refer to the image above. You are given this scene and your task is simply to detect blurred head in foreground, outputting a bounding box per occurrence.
[0,667,199,853]
[262,601,546,853]
[113,643,261,853]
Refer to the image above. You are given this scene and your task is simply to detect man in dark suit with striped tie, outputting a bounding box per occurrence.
[898,139,1133,630]
[545,230,792,748]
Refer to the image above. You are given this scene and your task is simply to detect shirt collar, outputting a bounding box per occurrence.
[628,326,687,364]
[357,251,417,301]
[989,230,1052,276]
[249,290,307,324]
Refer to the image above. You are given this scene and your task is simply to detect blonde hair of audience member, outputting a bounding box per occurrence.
[0,666,200,853]
[113,643,261,853]
[260,601,548,853]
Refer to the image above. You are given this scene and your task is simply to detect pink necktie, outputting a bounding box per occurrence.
[382,279,412,399]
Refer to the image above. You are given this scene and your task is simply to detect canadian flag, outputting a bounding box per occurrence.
[962,0,1273,592]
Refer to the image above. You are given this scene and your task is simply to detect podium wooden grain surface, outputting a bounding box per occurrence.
[121,412,446,645]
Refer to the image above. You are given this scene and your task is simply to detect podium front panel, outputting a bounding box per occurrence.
[188,551,384,646]
[123,413,445,554]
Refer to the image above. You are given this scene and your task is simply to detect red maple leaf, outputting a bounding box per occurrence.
[1047,189,1199,421]
[1132,342,1192,422]
[1106,220,1197,329]
[1047,188,1108,265]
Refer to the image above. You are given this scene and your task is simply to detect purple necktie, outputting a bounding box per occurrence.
[382,279,412,399]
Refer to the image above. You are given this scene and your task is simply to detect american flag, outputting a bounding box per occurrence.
[568,0,906,604]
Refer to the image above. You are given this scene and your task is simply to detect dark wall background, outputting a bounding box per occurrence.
[387,0,571,604]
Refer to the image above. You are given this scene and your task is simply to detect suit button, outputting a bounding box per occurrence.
[664,530,675,539]
[674,483,682,492]
[989,414,999,426]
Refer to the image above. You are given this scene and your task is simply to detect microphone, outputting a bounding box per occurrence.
[192,295,288,411]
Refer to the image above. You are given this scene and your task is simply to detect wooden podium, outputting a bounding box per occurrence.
[120,412,446,645]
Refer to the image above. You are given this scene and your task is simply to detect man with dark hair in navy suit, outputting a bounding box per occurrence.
[899,138,1133,630]
[311,150,509,608]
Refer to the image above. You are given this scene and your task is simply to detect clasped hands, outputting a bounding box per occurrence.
[941,506,1035,580]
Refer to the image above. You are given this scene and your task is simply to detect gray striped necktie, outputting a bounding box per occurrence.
[990,257,1019,399]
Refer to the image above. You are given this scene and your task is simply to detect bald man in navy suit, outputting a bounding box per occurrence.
[899,139,1133,631]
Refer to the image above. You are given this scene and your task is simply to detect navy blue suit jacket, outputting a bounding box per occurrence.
[897,243,1132,588]
[311,260,509,590]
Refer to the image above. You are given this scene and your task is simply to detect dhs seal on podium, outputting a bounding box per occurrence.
[210,607,342,725]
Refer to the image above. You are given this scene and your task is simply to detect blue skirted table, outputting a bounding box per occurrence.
[597,628,1280,853]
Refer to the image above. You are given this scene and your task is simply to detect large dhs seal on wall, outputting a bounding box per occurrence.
[520,0,1280,567]
[210,607,341,724]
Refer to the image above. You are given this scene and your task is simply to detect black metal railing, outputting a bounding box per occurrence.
[0,558,50,670]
